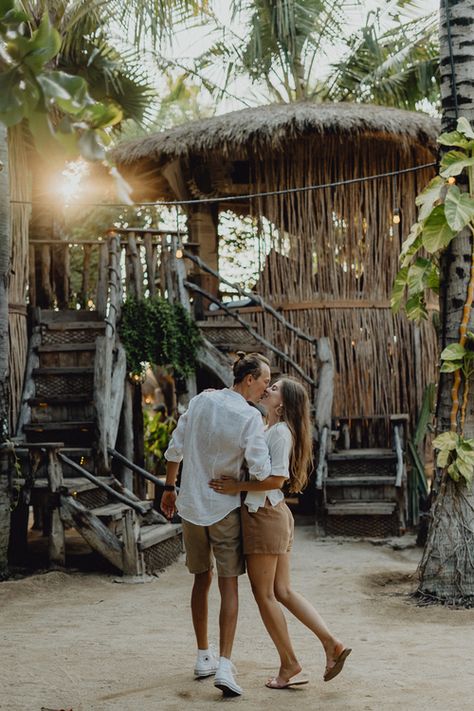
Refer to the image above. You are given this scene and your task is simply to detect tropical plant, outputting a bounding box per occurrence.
[119,295,203,378]
[167,0,439,109]
[392,0,474,604]
[143,409,176,476]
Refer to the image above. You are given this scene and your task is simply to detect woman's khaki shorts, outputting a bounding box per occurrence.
[241,499,294,555]
[181,508,245,577]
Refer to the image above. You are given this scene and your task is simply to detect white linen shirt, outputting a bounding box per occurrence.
[164,389,271,526]
[244,421,293,512]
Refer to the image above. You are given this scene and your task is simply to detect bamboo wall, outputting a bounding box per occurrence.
[8,126,31,433]
[215,133,438,424]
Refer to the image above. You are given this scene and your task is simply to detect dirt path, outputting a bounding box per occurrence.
[1,527,472,711]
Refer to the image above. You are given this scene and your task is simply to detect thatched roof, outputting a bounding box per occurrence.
[113,101,439,166]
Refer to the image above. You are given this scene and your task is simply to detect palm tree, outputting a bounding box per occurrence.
[418,0,474,603]
[171,0,439,109]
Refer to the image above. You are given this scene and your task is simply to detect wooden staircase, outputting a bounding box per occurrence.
[320,416,408,537]
[15,306,182,577]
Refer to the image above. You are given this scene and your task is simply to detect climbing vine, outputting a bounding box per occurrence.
[392,117,474,487]
[119,296,202,378]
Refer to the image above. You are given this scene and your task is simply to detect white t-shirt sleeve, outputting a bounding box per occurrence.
[267,424,292,479]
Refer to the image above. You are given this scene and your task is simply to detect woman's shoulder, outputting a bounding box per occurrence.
[266,421,292,442]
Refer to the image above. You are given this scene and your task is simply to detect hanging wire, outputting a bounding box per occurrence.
[9,161,437,209]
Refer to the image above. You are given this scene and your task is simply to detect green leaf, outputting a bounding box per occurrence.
[447,462,460,482]
[415,176,445,222]
[433,431,458,451]
[78,130,106,161]
[421,205,455,253]
[81,101,123,129]
[399,222,422,267]
[457,117,474,140]
[391,266,408,314]
[23,14,61,72]
[37,75,72,101]
[440,360,462,373]
[437,448,451,468]
[27,110,57,157]
[437,130,474,151]
[440,343,467,361]
[444,185,474,232]
[405,293,427,321]
[440,150,474,178]
[0,0,15,15]
[407,258,437,296]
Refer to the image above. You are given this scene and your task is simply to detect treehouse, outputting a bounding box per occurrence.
[1,102,439,575]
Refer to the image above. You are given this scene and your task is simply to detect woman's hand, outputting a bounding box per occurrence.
[209,476,241,495]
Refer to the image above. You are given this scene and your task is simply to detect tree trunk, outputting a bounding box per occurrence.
[0,124,11,573]
[419,0,474,603]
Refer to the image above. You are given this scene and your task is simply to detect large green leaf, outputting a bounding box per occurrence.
[433,431,458,451]
[23,15,61,72]
[457,117,474,140]
[405,292,427,321]
[78,129,106,161]
[437,130,474,151]
[421,205,455,253]
[444,185,474,232]
[440,342,466,361]
[407,258,434,296]
[440,360,462,373]
[415,176,445,222]
[440,150,474,178]
[391,266,408,313]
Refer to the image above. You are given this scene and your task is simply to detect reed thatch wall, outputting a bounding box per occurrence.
[115,102,440,425]
[8,125,31,433]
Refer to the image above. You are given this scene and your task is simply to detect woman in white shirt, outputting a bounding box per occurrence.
[209,377,351,689]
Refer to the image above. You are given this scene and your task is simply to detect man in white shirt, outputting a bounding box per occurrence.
[161,353,271,697]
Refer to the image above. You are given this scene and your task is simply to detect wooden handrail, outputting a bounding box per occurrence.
[108,448,169,490]
[184,280,317,387]
[57,453,147,515]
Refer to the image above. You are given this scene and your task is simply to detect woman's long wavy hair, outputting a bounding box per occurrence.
[279,377,314,493]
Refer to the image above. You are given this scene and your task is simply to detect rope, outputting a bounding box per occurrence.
[9,161,437,209]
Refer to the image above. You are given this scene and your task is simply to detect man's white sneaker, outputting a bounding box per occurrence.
[214,660,242,697]
[194,648,219,679]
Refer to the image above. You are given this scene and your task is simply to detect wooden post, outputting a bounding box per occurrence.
[144,233,156,296]
[121,508,143,576]
[115,380,134,491]
[132,383,146,499]
[94,335,112,472]
[314,338,334,433]
[28,244,36,308]
[188,209,219,300]
[81,244,92,308]
[47,448,65,567]
[96,242,108,319]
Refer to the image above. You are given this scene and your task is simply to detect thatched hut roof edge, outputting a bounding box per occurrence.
[113,102,440,166]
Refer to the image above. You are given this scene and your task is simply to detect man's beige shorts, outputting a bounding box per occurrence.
[181,508,245,577]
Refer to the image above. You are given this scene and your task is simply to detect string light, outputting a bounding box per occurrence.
[393,211,401,225]
[448,176,456,185]
[176,248,183,259]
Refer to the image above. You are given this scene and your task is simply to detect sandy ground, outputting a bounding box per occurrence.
[1,526,473,711]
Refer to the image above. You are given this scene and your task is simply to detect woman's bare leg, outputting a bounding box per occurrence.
[246,554,302,683]
[274,553,345,669]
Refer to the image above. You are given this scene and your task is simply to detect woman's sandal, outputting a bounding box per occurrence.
[324,648,352,682]
[266,674,309,689]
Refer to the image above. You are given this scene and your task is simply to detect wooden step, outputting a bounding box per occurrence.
[326,476,397,486]
[33,367,94,376]
[328,449,397,461]
[37,343,96,352]
[325,502,397,516]
[43,322,104,331]
[91,500,153,520]
[28,395,94,405]
[139,523,183,550]
[39,309,102,323]
[24,421,95,431]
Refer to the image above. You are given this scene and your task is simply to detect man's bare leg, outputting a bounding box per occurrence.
[218,576,238,658]
[191,569,213,649]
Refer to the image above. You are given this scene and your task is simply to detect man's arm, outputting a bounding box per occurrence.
[241,410,271,481]
[209,475,285,495]
[161,460,179,519]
